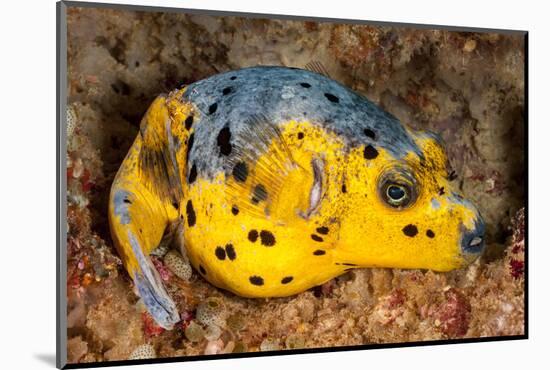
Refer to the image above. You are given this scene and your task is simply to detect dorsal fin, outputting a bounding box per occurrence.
[138,95,183,208]
[225,114,311,221]
[304,61,331,78]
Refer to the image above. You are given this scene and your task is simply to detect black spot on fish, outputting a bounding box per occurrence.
[225,244,236,260]
[342,183,347,193]
[260,230,276,246]
[231,205,239,215]
[281,276,293,284]
[185,116,194,130]
[324,93,339,103]
[215,247,226,260]
[172,202,179,210]
[342,263,357,266]
[188,164,197,184]
[186,200,196,227]
[186,133,195,160]
[222,86,233,95]
[248,230,258,242]
[438,187,445,196]
[208,103,218,114]
[363,145,379,159]
[252,184,268,204]
[123,198,132,204]
[363,128,376,140]
[313,250,326,256]
[249,276,264,286]
[233,162,248,182]
[230,76,237,80]
[402,224,418,237]
[426,229,435,238]
[311,234,324,242]
[316,226,329,235]
[199,265,206,275]
[217,126,232,156]
[297,132,304,140]
[300,82,311,88]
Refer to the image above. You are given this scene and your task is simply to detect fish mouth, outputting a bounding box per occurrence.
[460,217,486,261]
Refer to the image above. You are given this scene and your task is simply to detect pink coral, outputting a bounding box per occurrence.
[142,312,165,338]
[434,288,471,338]
[507,208,525,279]
[178,310,194,331]
[387,289,406,309]
[151,256,172,282]
[509,259,524,279]
[371,289,407,325]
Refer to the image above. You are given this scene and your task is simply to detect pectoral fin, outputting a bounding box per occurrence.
[225,114,312,222]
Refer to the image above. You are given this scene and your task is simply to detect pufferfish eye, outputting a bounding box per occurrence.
[378,168,418,209]
[384,183,412,208]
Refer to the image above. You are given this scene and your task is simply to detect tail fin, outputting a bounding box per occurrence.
[128,232,180,329]
[109,94,185,329]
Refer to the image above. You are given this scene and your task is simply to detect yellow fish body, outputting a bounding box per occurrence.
[109,66,485,329]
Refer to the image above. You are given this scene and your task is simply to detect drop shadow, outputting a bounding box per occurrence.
[34,353,57,367]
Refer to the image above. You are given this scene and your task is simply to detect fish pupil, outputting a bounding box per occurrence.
[388,185,406,200]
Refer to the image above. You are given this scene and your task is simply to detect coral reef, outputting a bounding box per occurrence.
[65,7,525,363]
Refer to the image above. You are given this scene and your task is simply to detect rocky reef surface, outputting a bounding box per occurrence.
[65,7,525,363]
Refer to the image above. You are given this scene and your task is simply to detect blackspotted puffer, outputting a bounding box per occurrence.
[108,66,485,329]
